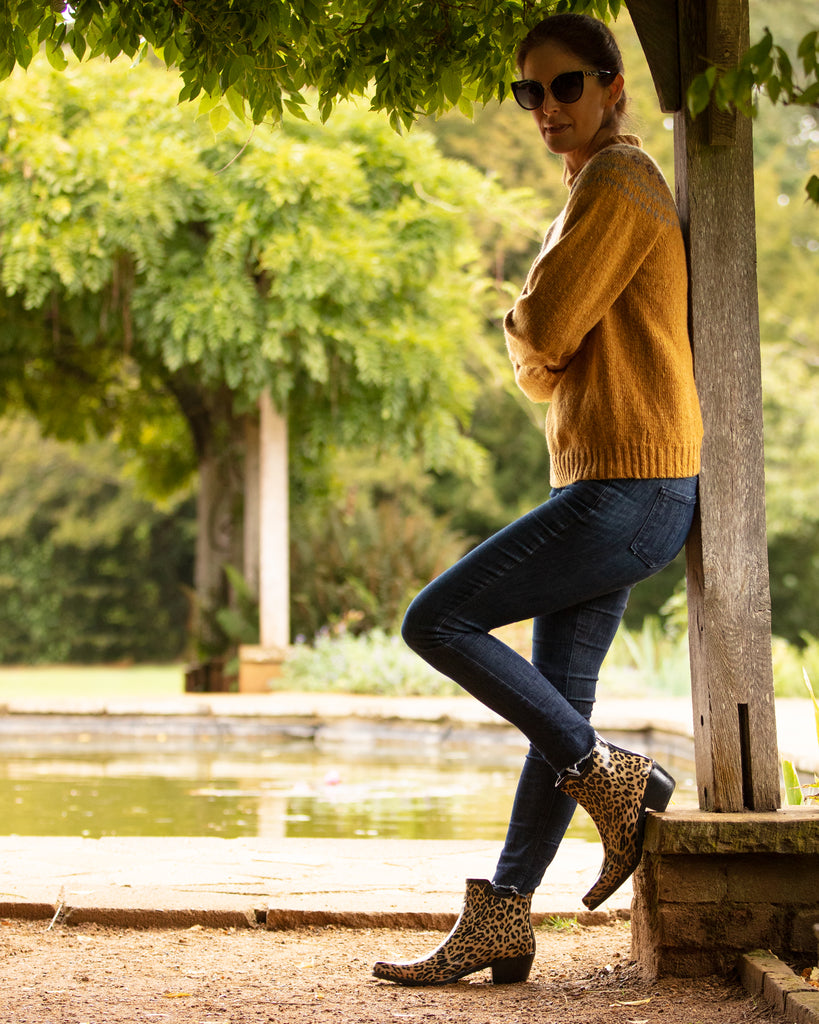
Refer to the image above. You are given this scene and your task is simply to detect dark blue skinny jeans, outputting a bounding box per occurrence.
[401,476,698,895]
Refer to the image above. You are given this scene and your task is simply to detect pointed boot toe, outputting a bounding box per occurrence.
[372,879,535,986]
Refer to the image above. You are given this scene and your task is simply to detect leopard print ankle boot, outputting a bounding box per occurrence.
[557,734,675,911]
[372,879,535,986]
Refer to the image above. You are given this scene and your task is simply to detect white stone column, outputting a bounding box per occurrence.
[239,391,289,692]
[259,390,290,649]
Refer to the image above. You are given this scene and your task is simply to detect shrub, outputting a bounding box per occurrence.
[280,625,460,696]
[289,452,469,639]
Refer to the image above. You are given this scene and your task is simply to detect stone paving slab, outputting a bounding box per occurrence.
[0,836,626,930]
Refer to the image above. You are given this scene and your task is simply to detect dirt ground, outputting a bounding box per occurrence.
[0,917,789,1024]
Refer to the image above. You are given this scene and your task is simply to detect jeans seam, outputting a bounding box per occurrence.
[433,482,617,644]
[429,636,592,770]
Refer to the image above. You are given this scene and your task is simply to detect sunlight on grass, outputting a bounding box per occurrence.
[0,664,186,702]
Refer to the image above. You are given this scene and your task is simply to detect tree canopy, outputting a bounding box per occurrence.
[0,55,522,484]
[0,53,527,647]
[0,2,816,197]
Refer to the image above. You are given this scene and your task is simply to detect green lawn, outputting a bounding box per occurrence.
[0,664,187,702]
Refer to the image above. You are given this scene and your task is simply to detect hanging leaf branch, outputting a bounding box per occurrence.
[0,2,816,199]
[687,27,819,202]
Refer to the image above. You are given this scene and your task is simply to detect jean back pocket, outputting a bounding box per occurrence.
[630,485,697,570]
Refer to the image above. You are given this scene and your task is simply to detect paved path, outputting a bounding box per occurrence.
[0,835,626,930]
[0,693,815,930]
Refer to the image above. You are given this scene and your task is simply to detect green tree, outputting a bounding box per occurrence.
[0,416,194,663]
[0,55,518,648]
[0,0,814,197]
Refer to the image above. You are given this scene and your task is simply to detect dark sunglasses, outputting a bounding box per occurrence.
[511,70,616,109]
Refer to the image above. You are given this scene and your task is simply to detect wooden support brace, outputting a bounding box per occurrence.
[624,0,682,112]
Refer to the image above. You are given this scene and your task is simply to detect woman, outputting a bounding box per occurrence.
[373,13,703,987]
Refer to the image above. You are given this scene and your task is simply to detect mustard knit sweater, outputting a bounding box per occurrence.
[504,135,703,488]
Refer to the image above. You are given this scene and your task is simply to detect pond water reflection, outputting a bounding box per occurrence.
[0,739,697,841]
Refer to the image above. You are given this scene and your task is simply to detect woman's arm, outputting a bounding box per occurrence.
[504,147,678,402]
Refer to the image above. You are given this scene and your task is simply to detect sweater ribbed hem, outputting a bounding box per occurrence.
[549,443,701,489]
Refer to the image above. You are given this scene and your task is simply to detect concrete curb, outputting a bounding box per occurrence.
[1,899,629,933]
[740,950,819,1024]
[0,836,632,933]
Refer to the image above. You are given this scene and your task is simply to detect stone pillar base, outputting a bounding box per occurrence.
[237,644,288,694]
[632,809,819,979]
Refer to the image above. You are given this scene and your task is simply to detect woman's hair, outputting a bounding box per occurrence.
[516,13,628,125]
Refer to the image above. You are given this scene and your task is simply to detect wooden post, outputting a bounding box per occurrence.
[674,0,779,811]
[626,0,780,811]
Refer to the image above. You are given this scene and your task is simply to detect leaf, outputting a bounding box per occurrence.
[807,175,819,206]
[209,104,231,134]
[687,67,717,118]
[441,67,461,106]
[12,25,33,68]
[45,38,68,72]
[782,759,803,806]
[744,29,773,68]
[797,30,819,74]
[66,25,86,61]
[37,13,56,45]
[798,81,819,106]
[197,90,221,117]
[284,98,309,121]
[225,85,247,121]
[457,94,474,119]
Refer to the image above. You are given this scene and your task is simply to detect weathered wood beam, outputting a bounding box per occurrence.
[675,0,779,811]
[624,0,682,112]
[706,0,741,144]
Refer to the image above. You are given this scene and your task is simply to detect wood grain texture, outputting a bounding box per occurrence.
[624,0,682,112]
[706,0,741,144]
[674,0,779,811]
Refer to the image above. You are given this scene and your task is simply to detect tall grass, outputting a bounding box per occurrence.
[781,669,819,805]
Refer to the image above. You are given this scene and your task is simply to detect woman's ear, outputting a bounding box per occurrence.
[606,73,625,109]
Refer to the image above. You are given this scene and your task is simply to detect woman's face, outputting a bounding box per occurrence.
[521,40,624,176]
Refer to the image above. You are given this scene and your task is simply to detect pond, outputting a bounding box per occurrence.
[0,734,698,841]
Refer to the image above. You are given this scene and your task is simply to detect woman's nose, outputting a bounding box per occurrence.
[540,89,559,111]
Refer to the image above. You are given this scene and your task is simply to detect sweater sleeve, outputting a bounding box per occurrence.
[504,147,679,402]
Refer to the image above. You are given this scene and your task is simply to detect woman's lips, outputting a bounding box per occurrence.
[543,123,570,135]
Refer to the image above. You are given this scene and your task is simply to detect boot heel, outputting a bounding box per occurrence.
[491,952,535,985]
[644,764,675,811]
